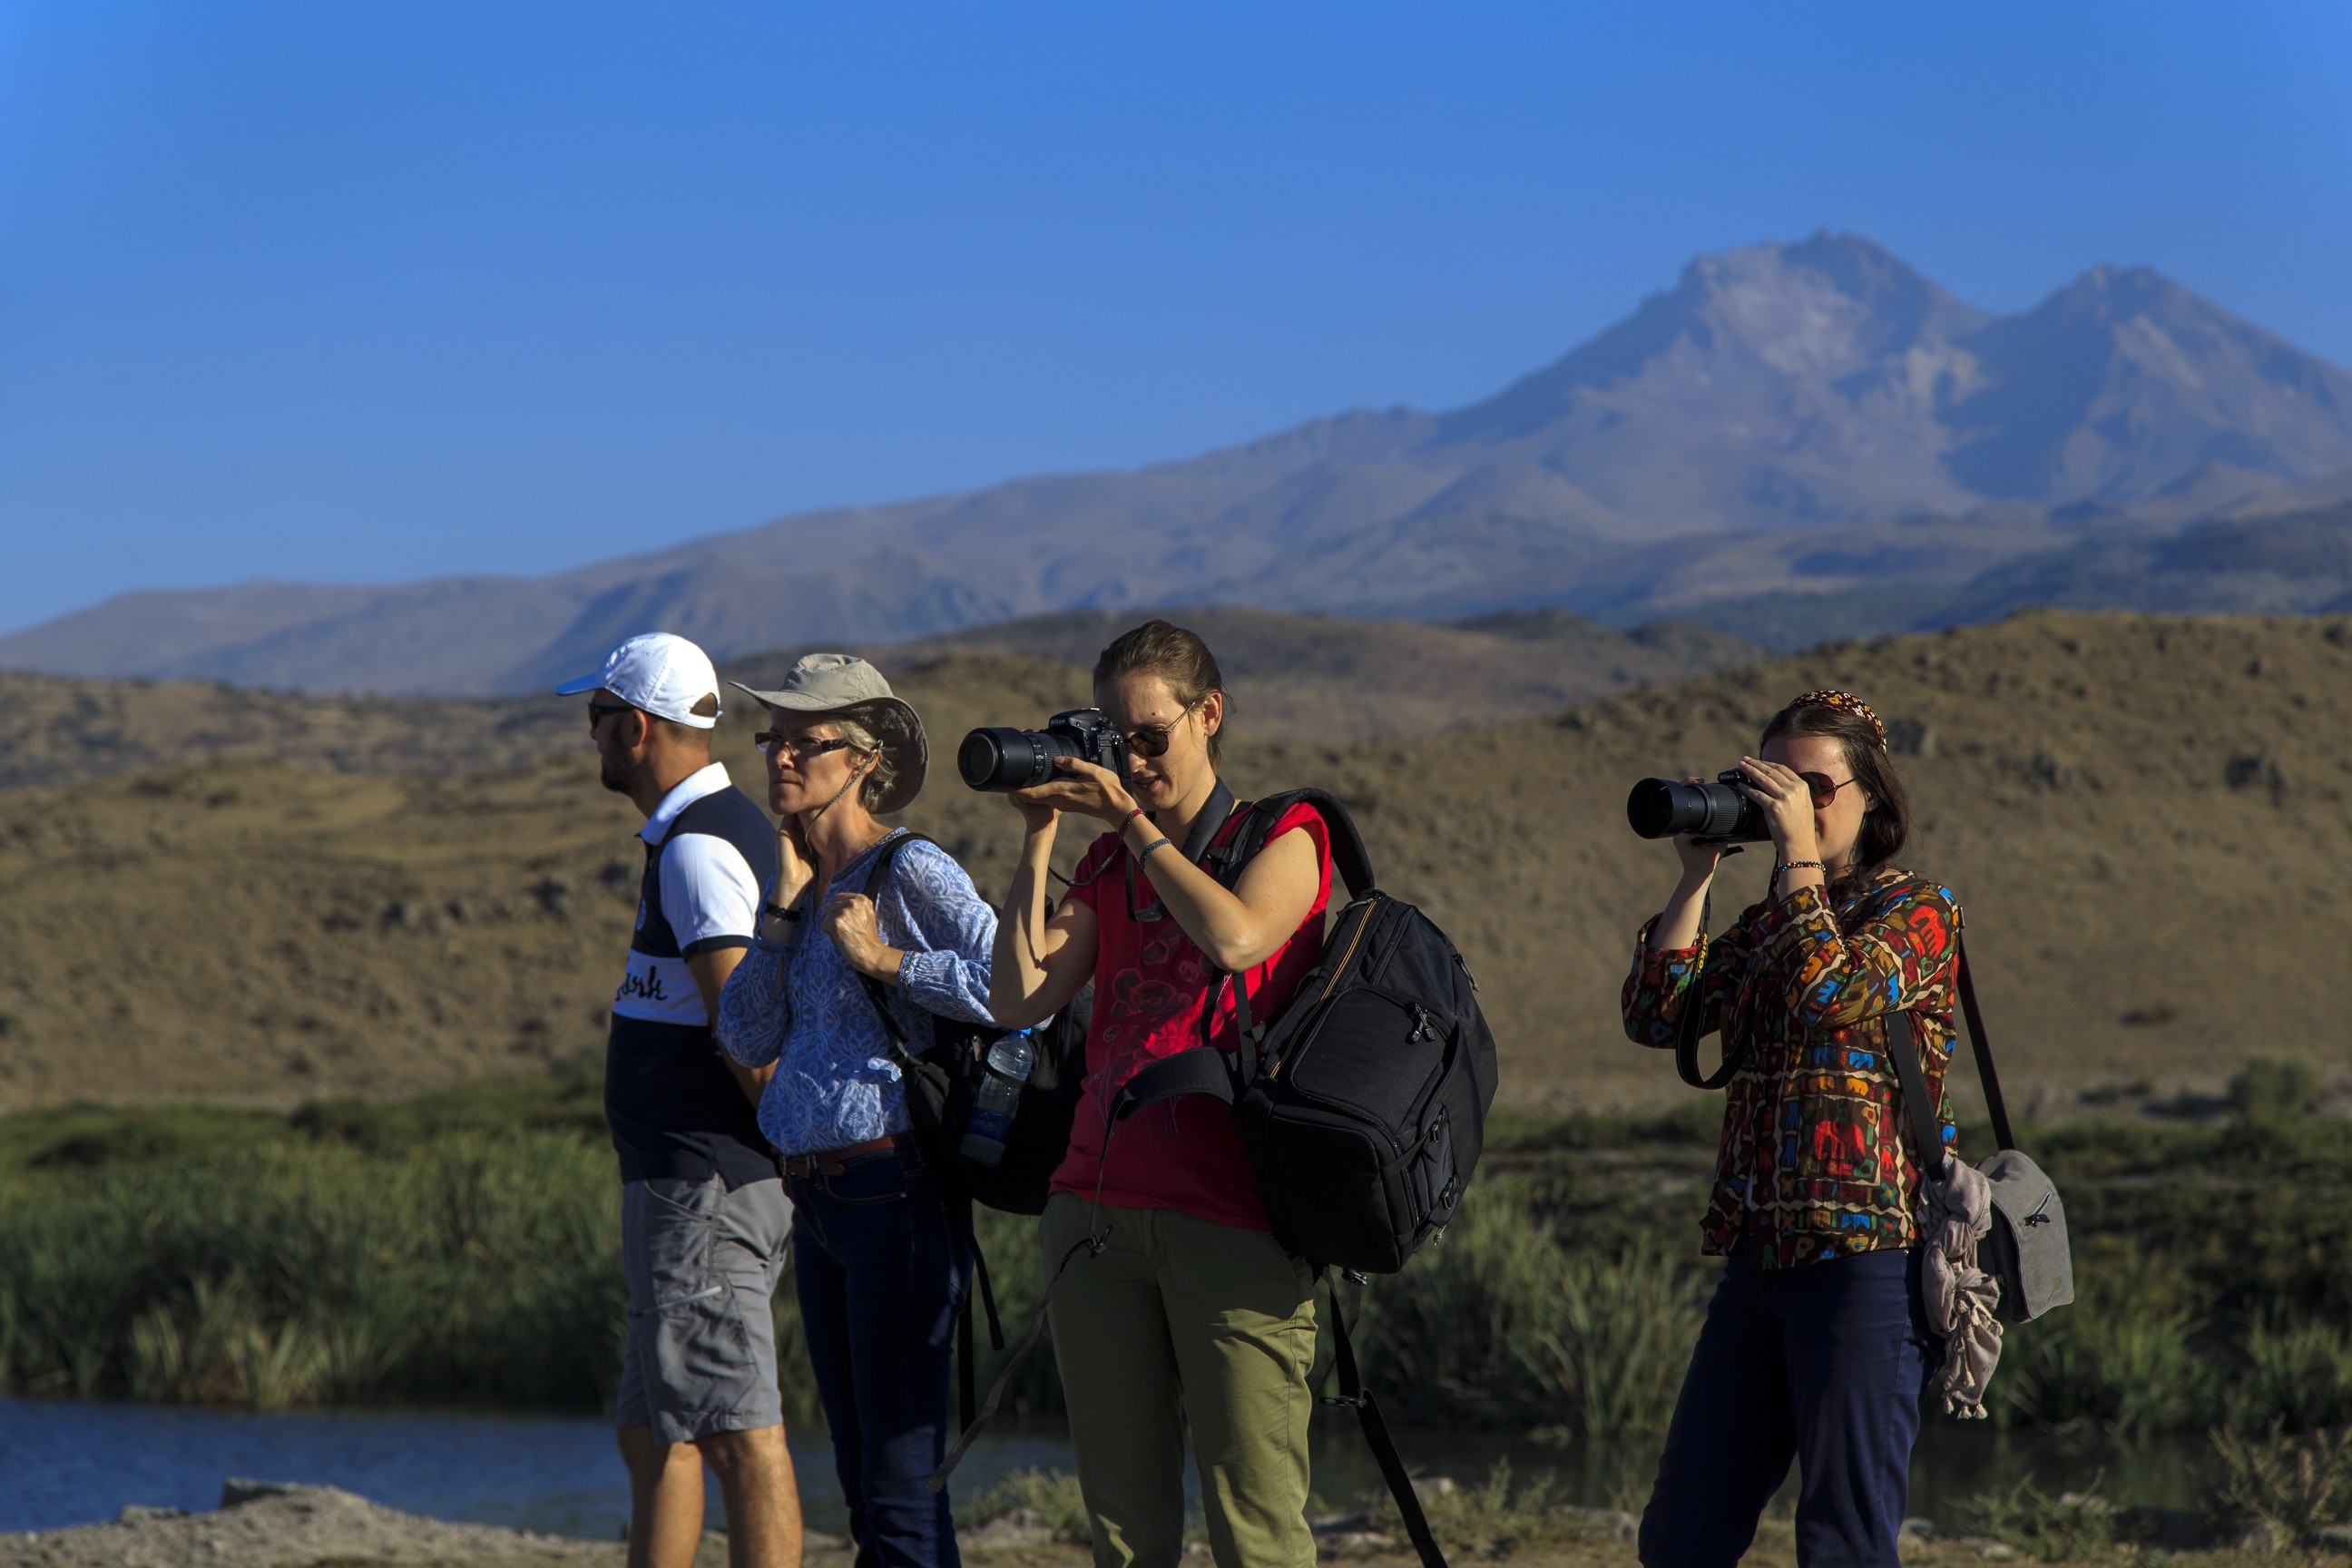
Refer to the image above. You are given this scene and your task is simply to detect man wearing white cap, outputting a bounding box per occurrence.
[555,632,801,1568]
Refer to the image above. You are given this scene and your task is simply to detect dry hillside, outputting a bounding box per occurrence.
[0,669,576,791]
[0,612,2346,1117]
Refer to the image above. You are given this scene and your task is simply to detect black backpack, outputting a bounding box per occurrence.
[1109,788,1499,1568]
[848,829,1093,1432]
[1111,788,1498,1274]
[852,830,1091,1217]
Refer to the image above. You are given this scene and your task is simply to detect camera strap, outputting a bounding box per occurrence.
[1673,890,1751,1090]
[1123,779,1238,924]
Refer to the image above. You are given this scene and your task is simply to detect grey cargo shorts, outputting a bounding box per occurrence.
[617,1173,792,1444]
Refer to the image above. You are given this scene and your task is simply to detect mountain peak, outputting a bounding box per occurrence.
[1941,263,2352,502]
[1431,231,1994,508]
[2043,260,2207,322]
[9,237,2352,692]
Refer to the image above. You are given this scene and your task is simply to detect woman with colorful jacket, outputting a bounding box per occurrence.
[1622,690,1960,1568]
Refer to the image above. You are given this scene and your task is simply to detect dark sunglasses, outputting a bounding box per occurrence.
[1799,772,1859,807]
[1122,698,1203,760]
[586,700,630,729]
[754,732,856,760]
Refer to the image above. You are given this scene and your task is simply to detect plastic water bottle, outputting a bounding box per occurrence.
[961,1030,1036,1168]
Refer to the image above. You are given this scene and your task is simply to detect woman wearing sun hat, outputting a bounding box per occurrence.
[715,653,997,1568]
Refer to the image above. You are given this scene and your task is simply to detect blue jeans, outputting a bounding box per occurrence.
[1639,1246,1934,1568]
[789,1147,970,1568]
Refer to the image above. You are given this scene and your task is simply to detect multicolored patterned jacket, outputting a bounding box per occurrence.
[1622,868,1962,1269]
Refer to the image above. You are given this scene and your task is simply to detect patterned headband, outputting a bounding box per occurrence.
[1788,689,1887,750]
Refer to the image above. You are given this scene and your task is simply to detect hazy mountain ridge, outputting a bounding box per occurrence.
[0,604,1762,796]
[9,232,2352,693]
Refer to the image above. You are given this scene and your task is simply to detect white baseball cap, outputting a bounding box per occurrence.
[554,633,723,729]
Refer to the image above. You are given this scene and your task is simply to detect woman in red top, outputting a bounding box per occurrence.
[989,620,1331,1568]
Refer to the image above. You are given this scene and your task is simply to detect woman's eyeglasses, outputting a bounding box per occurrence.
[1799,772,1858,807]
[1122,698,1203,760]
[754,733,856,760]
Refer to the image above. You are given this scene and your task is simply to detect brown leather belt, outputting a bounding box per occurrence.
[780,1133,915,1180]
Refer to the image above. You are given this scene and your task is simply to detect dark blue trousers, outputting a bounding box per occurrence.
[1639,1246,1933,1568]
[789,1148,970,1568]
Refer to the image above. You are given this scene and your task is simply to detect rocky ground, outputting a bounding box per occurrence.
[0,1482,846,1568]
[0,1483,2328,1568]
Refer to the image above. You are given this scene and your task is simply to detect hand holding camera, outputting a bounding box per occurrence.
[960,707,1142,828]
[1629,760,1817,857]
[1726,756,1823,864]
[1009,756,1137,828]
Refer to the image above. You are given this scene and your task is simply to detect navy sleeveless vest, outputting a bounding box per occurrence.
[604,785,781,1187]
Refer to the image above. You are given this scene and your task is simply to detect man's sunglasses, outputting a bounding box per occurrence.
[586,700,631,729]
[754,733,858,760]
[1122,698,1203,760]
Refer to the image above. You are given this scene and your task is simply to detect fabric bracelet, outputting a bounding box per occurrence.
[1134,836,1174,859]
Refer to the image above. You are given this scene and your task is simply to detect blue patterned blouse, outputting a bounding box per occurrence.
[715,829,998,1158]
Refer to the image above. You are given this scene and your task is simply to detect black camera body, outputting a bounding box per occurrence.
[959,709,1131,792]
[1626,769,1770,842]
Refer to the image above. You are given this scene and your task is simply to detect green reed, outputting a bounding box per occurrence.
[8,1072,2352,1451]
[0,1130,622,1408]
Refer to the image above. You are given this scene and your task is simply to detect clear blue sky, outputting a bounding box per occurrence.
[3,2,2347,635]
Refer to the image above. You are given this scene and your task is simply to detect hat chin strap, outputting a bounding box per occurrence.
[800,755,875,831]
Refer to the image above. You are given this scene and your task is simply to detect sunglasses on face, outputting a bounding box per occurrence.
[754,732,857,761]
[1798,772,1858,807]
[1121,698,1203,760]
[586,700,630,730]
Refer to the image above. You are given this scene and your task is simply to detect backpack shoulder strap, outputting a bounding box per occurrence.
[861,828,931,897]
[1324,1273,1449,1568]
[854,830,932,1047]
[1884,1012,1949,1181]
[1207,788,1377,899]
[1953,927,2016,1152]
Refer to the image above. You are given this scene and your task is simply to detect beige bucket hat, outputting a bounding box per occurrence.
[730,653,928,814]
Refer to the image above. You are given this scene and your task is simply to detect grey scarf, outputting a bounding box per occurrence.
[1920,1153,2004,1417]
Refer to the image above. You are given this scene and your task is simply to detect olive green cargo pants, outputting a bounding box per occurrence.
[1040,1192,1319,1568]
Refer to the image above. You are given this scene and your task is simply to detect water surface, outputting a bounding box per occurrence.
[0,1395,2194,1539]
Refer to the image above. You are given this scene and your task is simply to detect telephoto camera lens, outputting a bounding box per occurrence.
[1625,773,1770,841]
[959,728,1063,791]
[959,709,1124,791]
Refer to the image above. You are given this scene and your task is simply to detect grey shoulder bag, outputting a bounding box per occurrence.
[1886,926,2075,1324]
